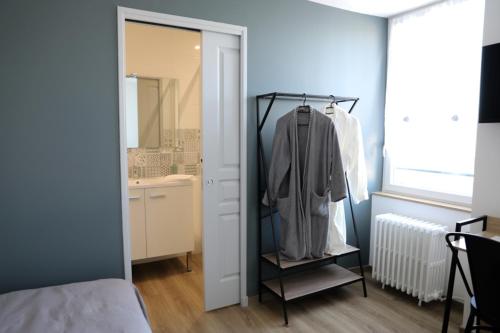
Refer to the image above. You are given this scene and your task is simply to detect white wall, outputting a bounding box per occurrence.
[482,0,500,47]
[471,123,500,217]
[126,22,201,129]
[460,0,500,325]
[471,0,500,219]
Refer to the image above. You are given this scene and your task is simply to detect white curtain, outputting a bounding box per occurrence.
[384,0,485,198]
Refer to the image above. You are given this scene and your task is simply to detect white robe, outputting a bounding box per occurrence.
[323,104,368,254]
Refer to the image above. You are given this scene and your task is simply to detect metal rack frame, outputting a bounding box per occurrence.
[257,92,367,325]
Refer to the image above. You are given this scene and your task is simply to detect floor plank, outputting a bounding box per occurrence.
[132,255,462,333]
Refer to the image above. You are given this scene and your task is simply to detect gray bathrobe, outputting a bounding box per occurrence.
[265,107,346,260]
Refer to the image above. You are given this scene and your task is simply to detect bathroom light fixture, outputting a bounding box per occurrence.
[194,45,200,50]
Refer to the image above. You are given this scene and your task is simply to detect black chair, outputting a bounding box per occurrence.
[445,232,500,332]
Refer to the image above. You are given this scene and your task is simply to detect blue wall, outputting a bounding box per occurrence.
[0,0,387,295]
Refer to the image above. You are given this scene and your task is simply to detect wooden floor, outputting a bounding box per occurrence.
[132,255,462,333]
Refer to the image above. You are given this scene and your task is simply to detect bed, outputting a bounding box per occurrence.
[0,279,152,333]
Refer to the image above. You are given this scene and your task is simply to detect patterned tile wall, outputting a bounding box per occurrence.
[128,129,201,178]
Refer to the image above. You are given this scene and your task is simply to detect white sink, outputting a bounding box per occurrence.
[128,175,193,189]
[165,174,193,181]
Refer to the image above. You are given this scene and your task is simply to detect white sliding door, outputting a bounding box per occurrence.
[202,31,241,311]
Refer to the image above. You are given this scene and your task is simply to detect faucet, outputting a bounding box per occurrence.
[173,140,184,152]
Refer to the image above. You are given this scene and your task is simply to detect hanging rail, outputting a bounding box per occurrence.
[257,92,359,132]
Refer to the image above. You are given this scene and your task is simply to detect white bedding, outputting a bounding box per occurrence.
[0,279,152,333]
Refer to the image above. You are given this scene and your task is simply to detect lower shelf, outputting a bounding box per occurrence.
[261,264,363,301]
[261,244,359,269]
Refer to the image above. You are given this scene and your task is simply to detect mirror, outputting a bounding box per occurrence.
[126,76,179,149]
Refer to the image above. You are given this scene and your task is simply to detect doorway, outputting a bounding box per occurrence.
[117,7,248,315]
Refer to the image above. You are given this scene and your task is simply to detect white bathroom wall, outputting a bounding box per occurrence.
[125,22,201,129]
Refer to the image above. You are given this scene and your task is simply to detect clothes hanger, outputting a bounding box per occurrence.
[325,95,336,114]
[298,93,310,113]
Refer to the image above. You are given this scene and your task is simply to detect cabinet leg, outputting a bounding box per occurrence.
[186,252,192,272]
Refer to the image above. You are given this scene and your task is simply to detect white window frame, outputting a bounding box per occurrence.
[382,149,473,206]
[381,0,484,207]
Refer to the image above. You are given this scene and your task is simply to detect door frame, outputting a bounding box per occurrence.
[116,6,248,306]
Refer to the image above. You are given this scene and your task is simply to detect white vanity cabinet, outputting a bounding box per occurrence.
[129,178,194,261]
[129,188,147,260]
[145,185,194,258]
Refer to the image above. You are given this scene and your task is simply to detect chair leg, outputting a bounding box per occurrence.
[465,309,475,333]
[475,316,480,333]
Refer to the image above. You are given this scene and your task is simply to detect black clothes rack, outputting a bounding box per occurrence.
[257,92,367,325]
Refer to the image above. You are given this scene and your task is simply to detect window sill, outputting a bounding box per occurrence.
[372,191,472,213]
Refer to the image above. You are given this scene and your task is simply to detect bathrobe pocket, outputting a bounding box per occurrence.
[276,196,291,221]
[310,191,329,218]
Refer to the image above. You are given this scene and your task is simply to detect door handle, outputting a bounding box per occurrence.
[207,178,215,185]
[129,196,141,200]
[149,194,166,198]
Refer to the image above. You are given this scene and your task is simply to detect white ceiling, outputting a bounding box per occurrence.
[308,0,441,17]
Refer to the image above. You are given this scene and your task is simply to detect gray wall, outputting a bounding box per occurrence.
[0,0,387,295]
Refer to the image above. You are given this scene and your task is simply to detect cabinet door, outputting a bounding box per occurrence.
[145,185,194,258]
[129,188,147,260]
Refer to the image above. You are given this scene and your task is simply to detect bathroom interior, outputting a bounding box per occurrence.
[125,21,204,312]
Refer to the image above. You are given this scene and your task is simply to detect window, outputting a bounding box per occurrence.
[383,0,485,204]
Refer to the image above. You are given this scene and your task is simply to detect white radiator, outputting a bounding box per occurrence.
[372,213,448,305]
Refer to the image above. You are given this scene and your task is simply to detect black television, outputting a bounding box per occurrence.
[479,42,500,123]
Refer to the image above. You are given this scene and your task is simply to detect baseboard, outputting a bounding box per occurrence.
[132,252,193,265]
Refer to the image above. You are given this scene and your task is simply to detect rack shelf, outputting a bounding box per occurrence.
[261,244,359,270]
[262,264,363,301]
[256,92,367,325]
